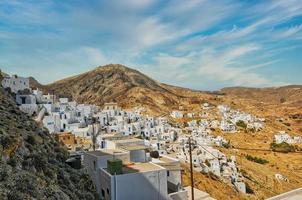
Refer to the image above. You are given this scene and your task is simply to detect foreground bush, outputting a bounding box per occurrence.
[270,142,296,153]
[245,155,269,164]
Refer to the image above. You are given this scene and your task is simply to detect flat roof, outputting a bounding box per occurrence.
[115,138,144,143]
[122,162,164,174]
[158,155,178,163]
[55,132,73,136]
[86,149,127,157]
[185,186,215,200]
[119,145,149,151]
[100,134,131,140]
[152,156,182,171]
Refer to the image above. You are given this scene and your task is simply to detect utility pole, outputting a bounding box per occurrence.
[188,137,194,200]
[92,123,96,151]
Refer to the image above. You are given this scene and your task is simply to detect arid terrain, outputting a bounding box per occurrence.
[31,64,302,200]
[0,85,98,199]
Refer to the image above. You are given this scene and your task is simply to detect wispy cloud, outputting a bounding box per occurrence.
[0,0,301,89]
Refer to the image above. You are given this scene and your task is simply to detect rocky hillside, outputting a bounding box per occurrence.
[39,64,210,114]
[0,88,98,199]
[221,86,302,107]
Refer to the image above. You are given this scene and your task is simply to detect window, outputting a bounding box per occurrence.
[21,97,26,104]
[167,171,170,177]
[101,189,105,197]
[107,188,110,195]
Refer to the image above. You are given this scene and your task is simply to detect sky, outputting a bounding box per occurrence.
[0,0,301,90]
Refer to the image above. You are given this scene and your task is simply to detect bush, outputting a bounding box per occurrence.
[280,97,286,103]
[32,153,47,172]
[270,142,295,153]
[26,135,36,145]
[7,157,17,167]
[222,140,231,149]
[236,120,247,129]
[14,173,39,198]
[0,165,9,181]
[245,155,268,164]
[0,135,16,149]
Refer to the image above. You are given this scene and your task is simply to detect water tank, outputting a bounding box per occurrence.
[107,159,123,175]
[150,151,159,159]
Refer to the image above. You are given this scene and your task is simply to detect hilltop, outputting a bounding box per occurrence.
[0,87,98,199]
[35,64,210,115]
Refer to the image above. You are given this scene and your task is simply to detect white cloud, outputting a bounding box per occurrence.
[273,25,302,39]
[194,45,286,87]
[0,0,301,88]
[134,17,186,49]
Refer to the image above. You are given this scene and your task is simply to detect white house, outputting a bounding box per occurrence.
[1,74,30,93]
[170,111,184,119]
[99,162,168,200]
[220,120,236,132]
[15,94,38,115]
[274,131,301,144]
[43,114,61,133]
[84,150,187,200]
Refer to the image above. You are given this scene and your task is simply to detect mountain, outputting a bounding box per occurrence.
[42,64,209,114]
[0,87,98,199]
[29,76,44,90]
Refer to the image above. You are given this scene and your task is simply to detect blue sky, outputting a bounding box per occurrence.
[0,0,301,90]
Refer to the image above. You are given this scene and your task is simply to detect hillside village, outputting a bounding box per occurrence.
[1,72,302,200]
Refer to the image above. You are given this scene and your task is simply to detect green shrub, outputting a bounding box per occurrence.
[32,153,47,172]
[0,135,16,149]
[222,140,231,149]
[245,155,269,164]
[270,142,295,153]
[7,157,17,167]
[26,135,36,145]
[0,165,9,181]
[236,120,247,129]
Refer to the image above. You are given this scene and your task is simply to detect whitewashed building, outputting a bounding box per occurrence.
[1,74,30,93]
[274,131,301,144]
[170,111,184,119]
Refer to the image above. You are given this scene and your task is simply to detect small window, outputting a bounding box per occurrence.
[101,189,105,197]
[93,160,96,171]
[107,188,110,195]
[167,171,170,177]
